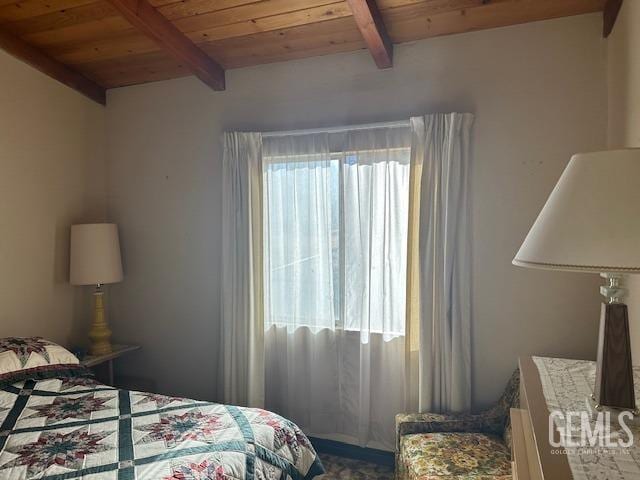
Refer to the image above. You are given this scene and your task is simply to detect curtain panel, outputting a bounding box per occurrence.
[262,127,412,449]
[220,132,265,408]
[409,113,474,413]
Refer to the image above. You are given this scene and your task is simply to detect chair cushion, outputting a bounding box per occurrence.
[400,432,512,479]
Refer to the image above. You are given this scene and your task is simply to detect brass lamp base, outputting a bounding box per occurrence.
[88,286,112,356]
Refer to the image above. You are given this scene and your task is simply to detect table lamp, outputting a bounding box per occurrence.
[70,223,123,356]
[513,149,640,412]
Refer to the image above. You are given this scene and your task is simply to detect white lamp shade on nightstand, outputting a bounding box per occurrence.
[513,149,640,274]
[70,223,123,286]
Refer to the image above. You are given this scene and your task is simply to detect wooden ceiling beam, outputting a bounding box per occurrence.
[346,0,393,68]
[603,0,622,37]
[104,0,225,90]
[0,28,105,104]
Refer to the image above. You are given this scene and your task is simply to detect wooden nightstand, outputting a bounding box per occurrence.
[81,344,140,385]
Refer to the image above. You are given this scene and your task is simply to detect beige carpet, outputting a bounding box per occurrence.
[317,453,395,480]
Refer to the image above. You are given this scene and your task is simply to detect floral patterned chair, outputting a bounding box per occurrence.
[395,369,520,480]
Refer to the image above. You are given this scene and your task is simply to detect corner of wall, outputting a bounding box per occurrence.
[605,0,640,361]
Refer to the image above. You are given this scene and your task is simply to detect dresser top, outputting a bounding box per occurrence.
[522,356,640,480]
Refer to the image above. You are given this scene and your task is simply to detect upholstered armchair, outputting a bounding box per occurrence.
[395,369,519,480]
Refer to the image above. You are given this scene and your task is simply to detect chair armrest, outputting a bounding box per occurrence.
[395,410,502,451]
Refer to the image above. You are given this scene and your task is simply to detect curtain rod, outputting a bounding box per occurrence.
[261,119,410,138]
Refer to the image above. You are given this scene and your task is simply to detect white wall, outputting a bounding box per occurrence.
[606,0,640,359]
[106,13,607,407]
[0,50,106,347]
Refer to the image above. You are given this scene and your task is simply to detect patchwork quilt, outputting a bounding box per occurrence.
[0,376,324,479]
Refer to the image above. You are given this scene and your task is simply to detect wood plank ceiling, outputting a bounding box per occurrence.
[0,0,607,103]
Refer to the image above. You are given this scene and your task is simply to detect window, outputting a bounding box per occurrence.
[263,127,411,337]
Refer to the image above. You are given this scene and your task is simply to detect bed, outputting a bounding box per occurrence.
[0,337,325,479]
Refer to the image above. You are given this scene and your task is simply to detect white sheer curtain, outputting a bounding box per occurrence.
[221,115,473,443]
[220,132,265,408]
[262,127,413,449]
[410,113,474,413]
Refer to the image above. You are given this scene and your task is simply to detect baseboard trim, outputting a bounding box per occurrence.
[309,437,394,467]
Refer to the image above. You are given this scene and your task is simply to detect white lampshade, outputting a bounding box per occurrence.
[513,149,640,274]
[70,223,123,286]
